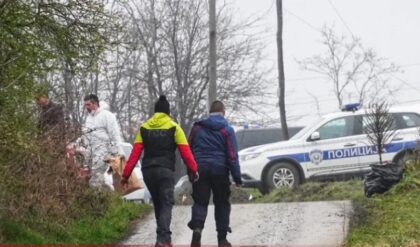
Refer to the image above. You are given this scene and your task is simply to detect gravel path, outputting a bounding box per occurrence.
[122,201,352,246]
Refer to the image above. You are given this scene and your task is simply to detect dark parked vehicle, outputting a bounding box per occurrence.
[236,127,304,150]
[174,126,303,199]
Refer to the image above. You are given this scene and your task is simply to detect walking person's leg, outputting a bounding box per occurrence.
[156,168,175,245]
[142,168,163,244]
[188,165,211,247]
[211,171,232,247]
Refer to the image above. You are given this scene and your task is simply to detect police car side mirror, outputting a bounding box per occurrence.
[310,132,320,141]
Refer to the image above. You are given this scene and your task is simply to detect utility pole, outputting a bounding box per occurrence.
[276,0,289,139]
[208,0,217,108]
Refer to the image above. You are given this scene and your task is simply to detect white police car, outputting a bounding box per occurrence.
[239,103,420,193]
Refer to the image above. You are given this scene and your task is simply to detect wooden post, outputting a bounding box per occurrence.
[208,0,217,109]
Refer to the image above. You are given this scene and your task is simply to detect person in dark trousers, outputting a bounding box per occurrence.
[188,100,242,247]
[122,95,199,247]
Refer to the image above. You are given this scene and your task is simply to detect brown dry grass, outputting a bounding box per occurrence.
[1,128,112,227]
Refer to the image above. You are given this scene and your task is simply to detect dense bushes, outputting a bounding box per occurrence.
[0,1,137,243]
[0,115,116,239]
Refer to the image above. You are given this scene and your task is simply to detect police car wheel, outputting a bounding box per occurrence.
[264,162,300,192]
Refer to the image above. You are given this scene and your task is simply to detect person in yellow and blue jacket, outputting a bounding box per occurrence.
[122,95,199,247]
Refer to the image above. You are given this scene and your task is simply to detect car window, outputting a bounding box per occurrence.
[291,117,323,140]
[316,116,354,140]
[360,114,397,134]
[235,131,244,147]
[240,130,281,149]
[398,113,420,128]
[237,127,303,150]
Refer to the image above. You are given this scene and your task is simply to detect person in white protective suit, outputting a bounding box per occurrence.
[82,94,125,187]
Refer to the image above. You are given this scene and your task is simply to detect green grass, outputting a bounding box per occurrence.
[1,196,151,244]
[245,188,264,201]
[346,163,420,246]
[256,179,365,203]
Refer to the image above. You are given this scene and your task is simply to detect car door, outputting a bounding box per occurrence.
[354,114,397,165]
[384,112,420,161]
[303,115,362,176]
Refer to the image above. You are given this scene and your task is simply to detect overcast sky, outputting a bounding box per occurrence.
[226,0,420,127]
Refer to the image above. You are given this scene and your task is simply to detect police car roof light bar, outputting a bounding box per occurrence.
[341,103,361,112]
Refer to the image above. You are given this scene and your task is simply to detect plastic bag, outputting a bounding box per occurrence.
[364,162,403,197]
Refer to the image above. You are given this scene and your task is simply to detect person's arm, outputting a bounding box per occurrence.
[175,124,198,174]
[105,111,125,156]
[122,130,143,180]
[222,126,242,185]
[188,123,200,147]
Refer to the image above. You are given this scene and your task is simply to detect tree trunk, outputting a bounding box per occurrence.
[276,0,289,139]
[208,0,217,107]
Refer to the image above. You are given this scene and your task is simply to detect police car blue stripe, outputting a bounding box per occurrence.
[267,153,307,163]
[267,140,417,163]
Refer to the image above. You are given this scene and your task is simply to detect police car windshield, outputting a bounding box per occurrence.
[289,117,324,140]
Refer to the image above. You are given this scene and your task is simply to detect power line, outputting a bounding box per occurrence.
[400,62,420,68]
[327,0,355,37]
[286,97,337,106]
[283,8,321,33]
[281,86,420,107]
[287,76,326,82]
[391,75,420,93]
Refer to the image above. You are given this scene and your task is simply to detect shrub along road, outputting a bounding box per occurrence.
[122,201,352,246]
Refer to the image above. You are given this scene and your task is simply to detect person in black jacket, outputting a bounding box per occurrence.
[36,93,66,147]
[187,100,242,247]
[36,93,65,133]
[122,95,199,247]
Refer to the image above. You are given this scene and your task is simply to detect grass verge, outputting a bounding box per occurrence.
[1,195,151,244]
[255,179,364,203]
[345,163,420,246]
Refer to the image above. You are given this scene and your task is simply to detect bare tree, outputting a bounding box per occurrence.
[95,0,269,179]
[38,0,269,147]
[96,3,145,140]
[306,90,322,118]
[39,0,121,125]
[364,101,396,164]
[116,0,269,134]
[298,26,399,109]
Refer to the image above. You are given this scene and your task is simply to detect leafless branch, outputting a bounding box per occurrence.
[364,101,396,164]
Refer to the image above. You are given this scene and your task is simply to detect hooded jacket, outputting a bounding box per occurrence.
[82,107,125,170]
[189,113,241,184]
[123,112,197,178]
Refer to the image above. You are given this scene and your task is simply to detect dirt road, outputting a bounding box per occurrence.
[122,200,352,246]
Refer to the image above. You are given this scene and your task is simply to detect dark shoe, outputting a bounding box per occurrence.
[155,242,172,247]
[154,242,163,247]
[191,228,202,247]
[218,238,231,247]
